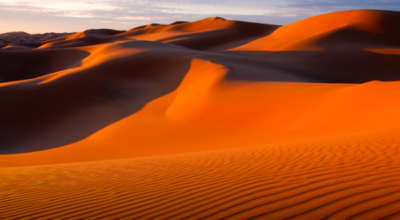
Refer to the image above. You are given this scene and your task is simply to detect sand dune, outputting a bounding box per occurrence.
[1,9,400,219]
[0,32,73,49]
[2,131,400,219]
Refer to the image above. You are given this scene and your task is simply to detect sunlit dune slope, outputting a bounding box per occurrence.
[2,131,400,219]
[2,8,400,220]
[232,10,400,51]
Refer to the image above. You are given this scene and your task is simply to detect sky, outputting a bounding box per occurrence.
[0,0,399,34]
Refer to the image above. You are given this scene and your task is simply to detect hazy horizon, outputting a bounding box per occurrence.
[1,0,399,34]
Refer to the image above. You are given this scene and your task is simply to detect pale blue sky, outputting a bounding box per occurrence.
[0,0,399,34]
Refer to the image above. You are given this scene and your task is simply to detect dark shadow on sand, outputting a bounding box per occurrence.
[0,41,192,154]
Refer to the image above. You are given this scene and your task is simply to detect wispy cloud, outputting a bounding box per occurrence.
[286,0,400,13]
[0,0,310,21]
[0,0,399,33]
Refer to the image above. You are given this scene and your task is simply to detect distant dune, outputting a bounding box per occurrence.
[0,32,74,48]
[1,10,400,219]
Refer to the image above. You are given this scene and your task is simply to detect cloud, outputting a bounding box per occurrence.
[286,0,400,12]
[1,0,396,23]
[0,0,303,21]
[0,0,399,33]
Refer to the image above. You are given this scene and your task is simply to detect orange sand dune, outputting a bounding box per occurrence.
[2,132,400,219]
[1,9,400,219]
[232,10,400,51]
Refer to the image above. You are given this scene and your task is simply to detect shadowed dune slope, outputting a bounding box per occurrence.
[0,49,90,82]
[2,9,400,219]
[0,41,194,152]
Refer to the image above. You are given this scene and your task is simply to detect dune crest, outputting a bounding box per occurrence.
[166,58,229,121]
[232,10,400,51]
[1,9,400,219]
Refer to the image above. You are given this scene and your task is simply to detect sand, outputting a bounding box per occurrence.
[0,32,74,49]
[1,9,400,219]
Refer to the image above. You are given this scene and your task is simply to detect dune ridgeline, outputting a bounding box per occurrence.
[2,10,400,219]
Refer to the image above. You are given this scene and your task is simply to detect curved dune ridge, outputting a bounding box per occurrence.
[1,9,400,219]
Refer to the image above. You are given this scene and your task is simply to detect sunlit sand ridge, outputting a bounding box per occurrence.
[1,10,400,219]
